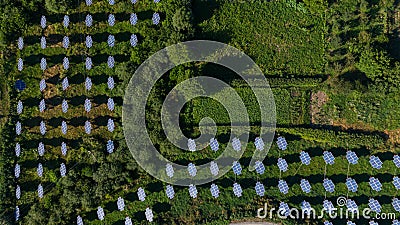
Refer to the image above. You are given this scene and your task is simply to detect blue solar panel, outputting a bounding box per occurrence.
[232,161,242,175]
[63,15,69,28]
[84,98,91,112]
[210,161,219,176]
[394,176,400,190]
[210,184,219,198]
[37,163,43,177]
[368,198,381,213]
[85,14,93,27]
[254,137,264,150]
[85,120,92,134]
[394,155,400,168]
[97,206,105,220]
[369,177,382,192]
[62,99,68,113]
[108,77,115,90]
[39,79,46,92]
[63,36,69,49]
[15,143,21,157]
[254,161,265,175]
[130,13,138,25]
[38,142,45,156]
[347,222,356,225]
[109,0,115,5]
[323,151,335,165]
[277,136,287,150]
[323,178,335,193]
[279,202,290,217]
[301,201,312,215]
[40,15,46,28]
[369,221,378,225]
[277,158,288,172]
[145,207,154,222]
[232,138,241,151]
[370,156,383,169]
[189,184,197,198]
[188,139,196,151]
[17,58,23,71]
[300,151,311,165]
[63,57,69,70]
[108,56,115,68]
[130,34,138,47]
[137,187,146,201]
[165,185,175,199]
[107,119,115,132]
[17,100,23,114]
[40,36,46,49]
[15,206,20,221]
[125,217,132,225]
[393,220,400,225]
[188,163,197,177]
[131,0,137,3]
[324,221,333,225]
[166,163,174,178]
[15,80,26,91]
[117,197,125,211]
[15,164,20,178]
[39,99,45,112]
[38,184,43,198]
[61,142,67,156]
[107,98,114,111]
[86,35,92,48]
[86,0,92,6]
[40,120,46,135]
[346,178,358,192]
[60,163,66,177]
[108,14,116,26]
[85,57,92,70]
[77,216,83,225]
[17,37,23,50]
[346,151,359,165]
[16,185,21,200]
[107,140,114,154]
[209,138,219,151]
[300,179,311,193]
[255,182,265,197]
[152,13,160,25]
[323,200,334,213]
[278,179,289,194]
[393,198,400,212]
[347,199,358,212]
[233,183,242,197]
[61,121,67,135]
[16,121,21,135]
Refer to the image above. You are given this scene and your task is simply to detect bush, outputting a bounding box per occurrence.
[45,0,73,13]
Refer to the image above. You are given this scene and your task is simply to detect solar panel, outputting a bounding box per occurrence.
[137,187,146,201]
[255,161,265,175]
[85,0,92,6]
[369,177,382,192]
[209,138,219,151]
[39,79,46,92]
[117,197,125,211]
[17,100,23,114]
[346,178,358,192]
[394,155,400,168]
[188,139,196,151]
[370,156,383,169]
[63,57,69,70]
[107,77,115,90]
[188,163,197,177]
[300,179,311,193]
[38,142,45,156]
[152,13,160,25]
[106,140,114,154]
[210,161,219,176]
[97,206,105,220]
[107,98,114,111]
[107,35,115,47]
[301,201,312,215]
[85,77,92,90]
[370,221,378,225]
[60,163,66,177]
[17,37,23,50]
[63,15,69,28]
[210,184,219,198]
[130,13,138,25]
[85,57,92,70]
[38,184,43,198]
[346,151,359,165]
[278,179,289,194]
[61,121,67,135]
[130,34,137,47]
[108,14,116,26]
[324,221,333,225]
[16,121,21,135]
[107,119,115,132]
[40,120,46,135]
[233,183,243,197]
[347,222,356,225]
[63,36,69,49]
[17,58,23,71]
[131,0,137,3]
[109,0,115,5]
[277,158,288,172]
[62,77,69,90]
[276,136,287,150]
[85,35,92,48]
[40,15,46,28]
[61,142,67,156]
[347,199,358,212]
[145,208,154,222]
[107,56,115,68]
[323,200,334,213]
[232,161,242,175]
[323,178,335,193]
[84,120,92,134]
[15,164,20,178]
[189,184,198,198]
[77,216,83,225]
[232,138,241,151]
[368,198,381,213]
[39,99,45,112]
[395,177,400,190]
[166,163,174,178]
[165,185,175,199]
[37,163,43,177]
[393,198,400,212]
[300,151,311,165]
[61,99,68,113]
[254,137,264,150]
[15,143,21,157]
[15,206,20,221]
[85,14,93,27]
[255,182,265,197]
[323,151,335,165]
[40,57,47,70]
[40,36,46,49]
[279,202,290,217]
[16,185,21,200]
[393,220,400,225]
[125,217,132,225]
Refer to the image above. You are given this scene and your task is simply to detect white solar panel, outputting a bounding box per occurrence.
[347,199,358,212]
[17,100,23,114]
[85,57,93,70]
[301,201,312,215]
[232,138,241,151]
[188,139,196,151]
[107,119,115,132]
[39,79,46,92]
[38,184,43,198]
[63,57,69,70]
[300,179,311,193]
[232,161,242,175]
[16,185,21,200]
[276,136,287,150]
[108,14,116,26]
[145,208,154,222]
[165,185,175,199]
[77,216,83,225]
[130,34,137,47]
[107,77,115,90]
[85,121,92,134]
[300,151,311,165]
[61,121,67,135]
[323,151,335,165]
[40,57,47,70]
[97,206,105,220]
[107,98,114,111]
[255,182,265,196]
[394,155,400,168]
[394,176,400,190]
[108,35,115,47]
[393,198,400,212]
[85,14,93,27]
[15,164,20,178]
[279,202,290,217]
[62,77,69,90]
[107,140,114,154]
[255,161,265,175]
[85,77,92,90]
[85,35,93,48]
[63,15,69,28]
[369,177,382,192]
[210,161,219,176]
[233,183,243,197]
[17,37,23,50]
[37,163,43,177]
[152,13,160,25]
[323,200,334,213]
[125,217,132,225]
[346,151,359,165]
[189,184,198,198]
[137,187,146,201]
[323,178,335,193]
[16,121,22,135]
[39,99,46,112]
[368,198,381,213]
[40,15,46,29]
[209,138,219,151]
[85,0,92,6]
[370,156,383,169]
[254,137,264,150]
[38,142,45,156]
[188,163,197,177]
[63,36,69,49]
[60,163,66,177]
[15,206,20,221]
[130,13,138,25]
[17,58,23,71]
[109,0,115,5]
[154,0,160,3]
[277,158,288,172]
[15,143,21,157]
[210,184,219,198]
[61,99,68,113]
[346,178,358,192]
[166,163,174,178]
[117,197,125,211]
[40,36,46,49]
[278,179,289,194]
[107,56,115,68]
[40,120,46,135]
[61,142,67,156]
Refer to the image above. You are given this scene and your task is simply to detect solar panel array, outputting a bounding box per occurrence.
[232,138,241,151]
[323,151,335,165]
[393,198,400,212]
[232,161,242,175]
[278,179,289,194]
[394,155,400,168]
[301,201,312,215]
[346,178,358,192]
[117,197,125,211]
[188,139,196,151]
[323,178,335,193]
[300,151,311,165]
[300,179,311,193]
[346,151,359,164]
[189,184,198,198]
[370,156,383,169]
[393,176,400,190]
[369,177,382,192]
[279,202,290,217]
[323,200,334,213]
[347,199,358,212]
[254,161,265,175]
[188,163,197,177]
[166,163,174,178]
[255,182,265,196]
[276,136,287,150]
[254,137,264,150]
[137,187,146,202]
[368,198,381,213]
[233,183,243,197]
[210,184,220,198]
[165,185,175,199]
[277,158,288,172]
[210,161,219,176]
[209,138,219,151]
[145,207,154,222]
[97,206,105,220]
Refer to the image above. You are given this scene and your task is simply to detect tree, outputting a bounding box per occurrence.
[172,7,194,34]
[45,0,73,13]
